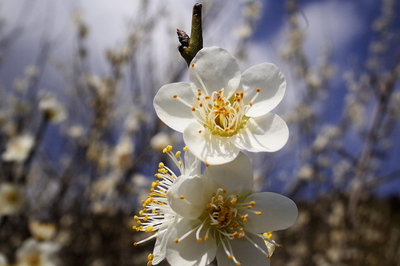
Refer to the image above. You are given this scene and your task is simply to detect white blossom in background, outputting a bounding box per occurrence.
[2,134,34,162]
[0,253,7,266]
[112,134,134,170]
[164,152,297,266]
[16,238,60,266]
[38,94,67,123]
[154,47,288,165]
[28,220,57,241]
[150,132,178,151]
[0,183,24,216]
[133,146,201,265]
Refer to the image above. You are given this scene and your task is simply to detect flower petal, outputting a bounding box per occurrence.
[182,150,201,176]
[232,114,289,152]
[153,82,195,132]
[152,215,180,265]
[167,174,212,219]
[183,122,240,165]
[189,47,241,97]
[242,192,298,233]
[204,152,253,195]
[242,63,286,117]
[216,233,270,266]
[166,219,217,266]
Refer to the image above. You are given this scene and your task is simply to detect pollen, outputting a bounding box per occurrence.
[145,226,154,233]
[256,211,262,215]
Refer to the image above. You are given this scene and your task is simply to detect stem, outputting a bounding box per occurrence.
[177,3,203,66]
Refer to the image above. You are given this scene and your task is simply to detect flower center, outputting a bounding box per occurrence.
[194,89,251,137]
[172,63,261,137]
[206,188,246,239]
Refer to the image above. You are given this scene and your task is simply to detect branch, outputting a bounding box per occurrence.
[177,3,203,66]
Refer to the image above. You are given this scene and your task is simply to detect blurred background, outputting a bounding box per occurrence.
[0,0,399,265]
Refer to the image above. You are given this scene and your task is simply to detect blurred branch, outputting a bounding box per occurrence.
[349,56,399,213]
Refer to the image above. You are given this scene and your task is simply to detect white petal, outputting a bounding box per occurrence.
[242,63,286,117]
[152,215,179,265]
[166,219,217,266]
[182,150,201,176]
[167,174,212,219]
[216,233,270,266]
[153,82,195,132]
[232,114,289,152]
[204,152,253,195]
[189,47,241,97]
[241,192,298,234]
[183,122,240,165]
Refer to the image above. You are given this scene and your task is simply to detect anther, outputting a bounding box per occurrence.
[145,226,154,232]
[180,196,185,199]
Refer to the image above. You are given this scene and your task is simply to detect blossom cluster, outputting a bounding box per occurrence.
[134,47,298,266]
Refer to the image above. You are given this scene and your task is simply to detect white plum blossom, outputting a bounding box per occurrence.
[16,238,60,266]
[164,152,297,266]
[0,253,7,266]
[154,46,288,165]
[2,134,34,162]
[38,94,67,123]
[132,146,201,265]
[0,183,24,216]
